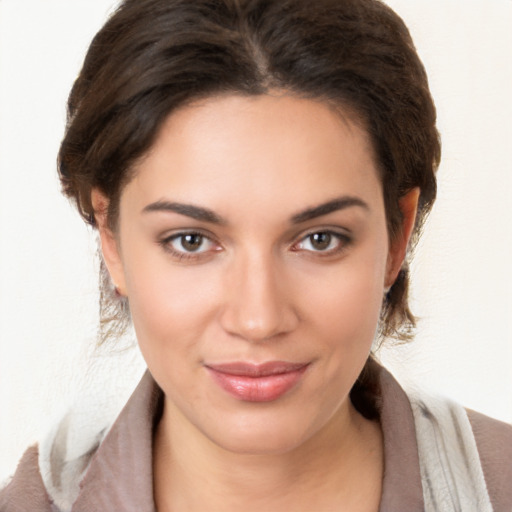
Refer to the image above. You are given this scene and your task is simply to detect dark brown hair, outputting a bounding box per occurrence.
[58,0,440,343]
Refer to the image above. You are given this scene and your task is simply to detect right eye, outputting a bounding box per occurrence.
[159,231,221,261]
[170,233,212,253]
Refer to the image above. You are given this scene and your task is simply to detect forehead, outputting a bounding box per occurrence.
[125,93,382,218]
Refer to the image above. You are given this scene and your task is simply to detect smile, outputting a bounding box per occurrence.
[205,361,310,402]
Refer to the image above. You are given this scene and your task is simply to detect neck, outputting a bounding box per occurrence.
[153,397,383,512]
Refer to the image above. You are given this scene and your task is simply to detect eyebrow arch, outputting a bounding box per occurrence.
[290,196,369,224]
[142,200,226,224]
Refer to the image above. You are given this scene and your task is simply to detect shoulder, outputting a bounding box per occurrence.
[377,364,511,511]
[467,408,512,511]
[0,445,53,512]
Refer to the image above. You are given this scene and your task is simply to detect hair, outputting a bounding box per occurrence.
[58,0,440,344]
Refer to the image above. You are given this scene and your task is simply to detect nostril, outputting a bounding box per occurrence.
[219,301,299,342]
[219,257,300,341]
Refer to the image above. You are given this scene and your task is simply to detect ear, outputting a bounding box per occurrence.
[385,187,420,288]
[91,188,127,296]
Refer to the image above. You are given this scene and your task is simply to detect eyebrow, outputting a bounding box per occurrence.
[142,200,226,224]
[290,196,369,224]
[142,195,369,225]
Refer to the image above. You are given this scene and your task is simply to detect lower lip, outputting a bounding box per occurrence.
[207,366,308,402]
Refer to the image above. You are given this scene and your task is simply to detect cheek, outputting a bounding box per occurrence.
[306,276,382,369]
[303,245,388,343]
[302,255,387,400]
[121,247,222,352]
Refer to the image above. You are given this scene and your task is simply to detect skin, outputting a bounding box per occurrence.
[93,92,418,511]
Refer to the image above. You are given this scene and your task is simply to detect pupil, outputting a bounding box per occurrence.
[182,234,202,251]
[311,232,331,250]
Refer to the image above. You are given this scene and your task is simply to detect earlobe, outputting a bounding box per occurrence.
[385,187,420,288]
[91,188,127,296]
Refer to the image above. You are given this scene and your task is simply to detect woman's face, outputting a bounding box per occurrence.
[99,93,406,454]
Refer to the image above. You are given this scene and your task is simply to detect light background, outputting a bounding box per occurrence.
[0,0,511,481]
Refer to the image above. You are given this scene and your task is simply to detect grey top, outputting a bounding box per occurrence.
[2,364,512,511]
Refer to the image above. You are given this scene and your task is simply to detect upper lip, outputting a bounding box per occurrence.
[205,361,309,377]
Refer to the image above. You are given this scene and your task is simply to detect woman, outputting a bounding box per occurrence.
[1,0,511,510]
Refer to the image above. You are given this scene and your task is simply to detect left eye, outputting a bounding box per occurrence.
[295,231,347,253]
[168,233,215,254]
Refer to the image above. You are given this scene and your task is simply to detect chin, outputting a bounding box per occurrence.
[212,429,307,456]
[201,408,325,456]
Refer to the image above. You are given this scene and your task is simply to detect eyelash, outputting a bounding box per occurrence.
[291,230,352,257]
[158,229,352,262]
[159,231,220,261]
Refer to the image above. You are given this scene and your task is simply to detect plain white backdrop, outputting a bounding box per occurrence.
[1,0,511,481]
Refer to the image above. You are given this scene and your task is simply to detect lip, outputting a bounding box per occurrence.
[205,361,309,402]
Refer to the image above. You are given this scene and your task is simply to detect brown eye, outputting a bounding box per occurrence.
[165,232,216,255]
[294,230,351,254]
[309,232,332,251]
[180,234,204,252]
[160,231,221,261]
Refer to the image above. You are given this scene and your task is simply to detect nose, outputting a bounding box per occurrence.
[219,251,299,342]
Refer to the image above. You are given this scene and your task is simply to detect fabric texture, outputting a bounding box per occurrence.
[467,408,512,511]
[1,363,511,511]
[409,393,493,511]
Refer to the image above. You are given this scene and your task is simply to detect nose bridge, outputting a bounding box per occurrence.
[221,247,297,341]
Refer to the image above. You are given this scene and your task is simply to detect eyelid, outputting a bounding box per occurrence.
[158,229,222,260]
[291,228,352,255]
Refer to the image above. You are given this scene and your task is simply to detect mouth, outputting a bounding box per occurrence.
[205,361,310,402]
